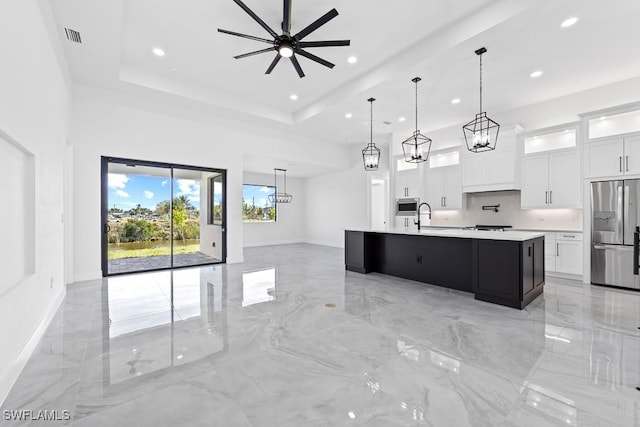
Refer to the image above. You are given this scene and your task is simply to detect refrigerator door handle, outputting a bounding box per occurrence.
[634,226,639,275]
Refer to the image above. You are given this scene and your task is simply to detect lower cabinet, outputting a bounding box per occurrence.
[546,232,583,276]
[473,237,545,309]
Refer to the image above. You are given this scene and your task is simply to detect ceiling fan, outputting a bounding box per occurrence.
[218,0,350,78]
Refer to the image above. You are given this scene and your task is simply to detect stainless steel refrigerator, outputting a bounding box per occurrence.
[591,180,640,290]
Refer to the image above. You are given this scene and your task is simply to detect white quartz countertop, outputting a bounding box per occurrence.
[347,227,545,241]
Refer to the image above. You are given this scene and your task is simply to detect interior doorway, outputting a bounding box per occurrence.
[101,157,226,276]
[369,176,388,229]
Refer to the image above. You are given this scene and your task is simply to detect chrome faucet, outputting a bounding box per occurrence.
[415,202,432,230]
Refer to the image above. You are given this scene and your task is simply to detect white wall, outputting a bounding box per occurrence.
[303,150,370,247]
[0,0,70,406]
[70,85,351,280]
[242,172,305,247]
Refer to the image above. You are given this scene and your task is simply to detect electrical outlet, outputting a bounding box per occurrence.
[416,255,423,264]
[212,242,216,247]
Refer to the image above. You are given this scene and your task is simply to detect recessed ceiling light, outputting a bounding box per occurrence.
[345,113,352,119]
[398,117,406,122]
[347,56,358,64]
[290,94,298,101]
[451,98,461,104]
[561,17,578,28]
[530,70,544,78]
[153,47,165,57]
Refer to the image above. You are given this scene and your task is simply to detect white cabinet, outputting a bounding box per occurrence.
[426,166,464,210]
[544,233,556,272]
[395,169,419,199]
[462,125,523,193]
[521,150,581,209]
[585,135,640,178]
[547,232,583,276]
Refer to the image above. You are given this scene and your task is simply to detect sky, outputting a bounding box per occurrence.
[242,184,275,208]
[108,173,201,211]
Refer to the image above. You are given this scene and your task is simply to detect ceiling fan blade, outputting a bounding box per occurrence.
[218,29,274,44]
[290,55,306,78]
[232,0,279,39]
[294,8,339,40]
[234,47,276,59]
[298,40,350,48]
[282,0,292,34]
[265,54,282,74]
[296,49,334,69]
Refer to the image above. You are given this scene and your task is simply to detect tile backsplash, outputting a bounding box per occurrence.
[430,191,583,231]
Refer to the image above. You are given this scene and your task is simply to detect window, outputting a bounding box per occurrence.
[242,184,276,222]
[588,110,640,139]
[208,174,223,225]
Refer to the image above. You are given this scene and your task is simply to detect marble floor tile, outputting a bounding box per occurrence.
[2,243,640,426]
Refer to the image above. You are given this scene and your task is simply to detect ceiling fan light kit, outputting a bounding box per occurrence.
[362,97,381,171]
[463,47,500,153]
[401,77,432,164]
[218,0,350,78]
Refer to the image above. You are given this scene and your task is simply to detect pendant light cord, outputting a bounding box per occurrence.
[415,79,419,133]
[370,99,373,147]
[479,53,483,114]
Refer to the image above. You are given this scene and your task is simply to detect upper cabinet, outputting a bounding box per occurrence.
[394,156,420,199]
[582,105,640,178]
[462,125,523,193]
[521,150,581,209]
[520,125,582,209]
[585,135,640,178]
[425,151,464,210]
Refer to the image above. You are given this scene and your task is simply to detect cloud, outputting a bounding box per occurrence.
[161,180,168,187]
[108,173,129,189]
[143,190,154,199]
[176,179,200,197]
[258,186,272,193]
[116,189,129,198]
[187,195,200,204]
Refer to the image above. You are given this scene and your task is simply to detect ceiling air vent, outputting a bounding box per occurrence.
[64,28,82,44]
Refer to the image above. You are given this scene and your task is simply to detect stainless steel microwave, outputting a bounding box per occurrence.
[396,198,419,216]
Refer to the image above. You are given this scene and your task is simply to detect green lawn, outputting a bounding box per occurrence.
[108,243,200,260]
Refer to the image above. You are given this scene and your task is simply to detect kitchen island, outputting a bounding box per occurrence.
[345,228,545,309]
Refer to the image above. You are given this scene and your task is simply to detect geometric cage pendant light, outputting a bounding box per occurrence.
[268,168,293,204]
[463,47,500,153]
[362,97,381,171]
[401,77,432,163]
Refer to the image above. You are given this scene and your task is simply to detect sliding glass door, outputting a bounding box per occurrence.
[102,157,226,276]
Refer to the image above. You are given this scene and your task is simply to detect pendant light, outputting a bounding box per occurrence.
[401,77,432,163]
[362,97,381,171]
[463,47,500,153]
[268,168,293,204]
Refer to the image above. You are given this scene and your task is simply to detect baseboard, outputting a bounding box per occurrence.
[0,287,65,406]
[73,270,102,282]
[304,239,344,248]
[243,239,303,248]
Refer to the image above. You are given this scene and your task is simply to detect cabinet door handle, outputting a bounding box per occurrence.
[556,243,559,257]
[549,190,552,204]
[545,191,548,204]
[443,196,446,207]
[626,155,629,172]
[620,156,623,172]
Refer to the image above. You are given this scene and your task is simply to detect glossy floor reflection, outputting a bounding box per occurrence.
[2,244,640,426]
